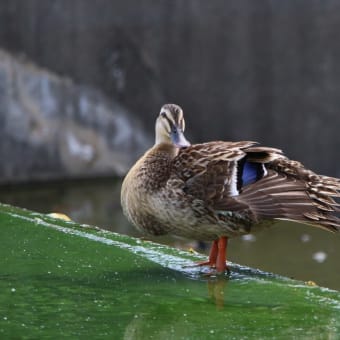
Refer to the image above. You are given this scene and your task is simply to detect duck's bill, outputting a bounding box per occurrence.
[171,130,191,147]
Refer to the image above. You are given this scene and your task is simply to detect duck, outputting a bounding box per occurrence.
[121,103,340,272]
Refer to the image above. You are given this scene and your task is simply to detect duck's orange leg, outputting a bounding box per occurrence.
[196,237,229,271]
[186,237,229,273]
[215,236,229,273]
[195,239,218,267]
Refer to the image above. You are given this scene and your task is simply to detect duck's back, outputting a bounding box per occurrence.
[173,141,340,234]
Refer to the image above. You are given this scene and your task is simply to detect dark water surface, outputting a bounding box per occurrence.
[1,178,339,290]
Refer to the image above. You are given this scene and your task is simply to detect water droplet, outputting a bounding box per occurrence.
[312,251,327,263]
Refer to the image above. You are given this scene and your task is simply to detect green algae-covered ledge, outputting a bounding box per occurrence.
[0,203,339,339]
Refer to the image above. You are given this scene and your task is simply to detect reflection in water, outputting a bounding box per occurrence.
[123,278,229,339]
[207,277,227,309]
[0,177,339,290]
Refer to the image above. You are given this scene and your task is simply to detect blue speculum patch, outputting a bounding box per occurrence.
[241,161,264,187]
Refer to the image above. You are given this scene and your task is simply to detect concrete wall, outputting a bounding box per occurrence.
[0,1,339,181]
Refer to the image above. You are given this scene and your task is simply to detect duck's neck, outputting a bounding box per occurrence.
[148,142,179,159]
[139,143,179,190]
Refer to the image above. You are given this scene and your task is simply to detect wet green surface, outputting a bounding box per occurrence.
[0,203,340,339]
[1,178,339,291]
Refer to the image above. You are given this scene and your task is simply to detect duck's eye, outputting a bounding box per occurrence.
[161,112,166,118]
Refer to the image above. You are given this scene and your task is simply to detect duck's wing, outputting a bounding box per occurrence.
[173,142,340,232]
[238,153,340,231]
[172,141,267,213]
[173,141,259,202]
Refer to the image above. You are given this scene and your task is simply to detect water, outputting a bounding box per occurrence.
[1,178,339,290]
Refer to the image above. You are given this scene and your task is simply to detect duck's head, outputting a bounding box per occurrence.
[155,104,190,147]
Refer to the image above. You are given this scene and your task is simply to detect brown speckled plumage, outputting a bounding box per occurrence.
[121,104,340,271]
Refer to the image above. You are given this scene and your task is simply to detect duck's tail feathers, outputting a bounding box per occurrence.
[238,166,340,232]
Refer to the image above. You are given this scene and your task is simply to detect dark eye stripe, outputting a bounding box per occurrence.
[163,115,175,132]
[161,108,185,132]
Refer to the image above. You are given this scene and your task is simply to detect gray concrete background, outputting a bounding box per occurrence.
[0,1,339,182]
